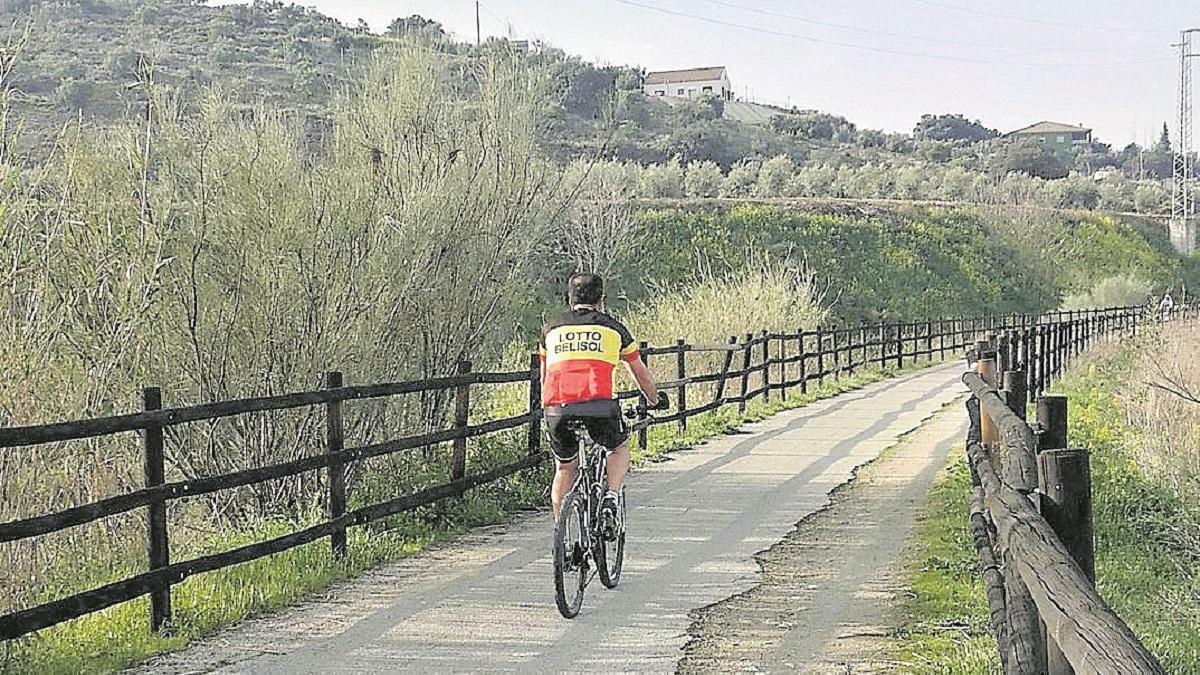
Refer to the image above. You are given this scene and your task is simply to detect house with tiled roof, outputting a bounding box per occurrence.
[1006,121,1093,152]
[643,67,733,101]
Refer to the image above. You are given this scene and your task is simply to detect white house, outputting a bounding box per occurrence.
[643,67,733,101]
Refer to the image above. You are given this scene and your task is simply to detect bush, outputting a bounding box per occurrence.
[755,154,794,197]
[636,158,684,198]
[1062,274,1154,309]
[721,160,758,197]
[684,160,722,198]
[1134,182,1169,214]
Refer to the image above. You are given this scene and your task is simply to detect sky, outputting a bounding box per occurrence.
[233,0,1200,147]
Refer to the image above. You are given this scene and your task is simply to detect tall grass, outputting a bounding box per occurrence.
[1125,324,1200,499]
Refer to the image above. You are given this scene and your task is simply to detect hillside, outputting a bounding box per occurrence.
[2,0,379,150]
[0,0,1176,190]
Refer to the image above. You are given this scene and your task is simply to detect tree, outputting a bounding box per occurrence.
[755,154,794,196]
[387,15,446,40]
[770,110,855,142]
[1144,123,1174,178]
[989,138,1069,179]
[913,113,998,143]
[684,160,723,198]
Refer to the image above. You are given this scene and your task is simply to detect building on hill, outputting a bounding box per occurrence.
[1006,121,1093,152]
[643,67,733,101]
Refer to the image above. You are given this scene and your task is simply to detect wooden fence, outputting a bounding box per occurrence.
[0,306,1163,643]
[962,304,1199,674]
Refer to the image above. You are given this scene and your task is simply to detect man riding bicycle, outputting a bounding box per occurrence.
[539,273,667,528]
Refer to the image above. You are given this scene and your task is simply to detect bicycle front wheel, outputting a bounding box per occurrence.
[554,491,587,618]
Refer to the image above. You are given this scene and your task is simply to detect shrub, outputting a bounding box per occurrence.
[636,158,684,198]
[720,160,759,197]
[754,154,794,197]
[1062,274,1154,309]
[684,160,722,198]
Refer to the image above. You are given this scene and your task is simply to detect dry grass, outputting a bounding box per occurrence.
[1124,322,1200,500]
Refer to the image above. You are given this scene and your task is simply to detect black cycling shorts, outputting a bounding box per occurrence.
[544,400,629,463]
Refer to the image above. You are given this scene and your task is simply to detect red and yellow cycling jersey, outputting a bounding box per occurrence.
[539,308,640,407]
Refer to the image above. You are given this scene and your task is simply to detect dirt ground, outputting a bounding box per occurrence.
[679,401,965,674]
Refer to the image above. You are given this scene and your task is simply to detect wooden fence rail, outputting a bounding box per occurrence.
[961,304,1199,674]
[0,305,1179,643]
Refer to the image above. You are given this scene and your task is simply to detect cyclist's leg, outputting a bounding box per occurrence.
[585,414,631,493]
[552,459,578,520]
[606,441,631,493]
[546,414,581,520]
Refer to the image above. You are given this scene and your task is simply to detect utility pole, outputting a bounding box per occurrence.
[476,1,482,46]
[1171,29,1200,254]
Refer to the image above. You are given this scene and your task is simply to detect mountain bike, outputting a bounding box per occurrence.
[552,401,660,619]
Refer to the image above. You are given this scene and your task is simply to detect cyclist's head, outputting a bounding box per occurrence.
[567,273,604,308]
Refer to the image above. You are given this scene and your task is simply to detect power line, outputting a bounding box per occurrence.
[613,0,1172,68]
[906,0,1172,35]
[698,0,1164,53]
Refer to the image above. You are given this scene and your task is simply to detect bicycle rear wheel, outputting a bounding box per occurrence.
[596,487,626,589]
[554,491,587,618]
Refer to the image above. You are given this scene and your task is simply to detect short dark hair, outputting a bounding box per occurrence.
[567,273,604,306]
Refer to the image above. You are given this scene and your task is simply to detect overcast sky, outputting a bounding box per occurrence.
[229,0,1200,147]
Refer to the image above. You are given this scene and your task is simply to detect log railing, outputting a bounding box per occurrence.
[0,305,1173,643]
[961,304,1198,674]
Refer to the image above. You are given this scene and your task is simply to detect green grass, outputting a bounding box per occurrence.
[0,358,943,674]
[893,342,1200,674]
[892,451,1001,674]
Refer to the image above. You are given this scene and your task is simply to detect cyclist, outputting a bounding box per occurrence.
[539,273,668,531]
[1158,292,1175,323]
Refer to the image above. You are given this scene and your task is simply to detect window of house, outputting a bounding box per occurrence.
[688,88,696,97]
[655,90,665,96]
[677,88,685,95]
[702,86,713,93]
[1056,135,1066,143]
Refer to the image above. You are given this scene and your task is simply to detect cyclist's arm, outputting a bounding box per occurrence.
[624,358,658,402]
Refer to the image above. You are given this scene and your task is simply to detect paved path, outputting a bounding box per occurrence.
[135,363,967,674]
[681,402,966,673]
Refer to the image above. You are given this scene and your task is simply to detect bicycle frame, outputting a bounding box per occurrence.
[568,427,609,549]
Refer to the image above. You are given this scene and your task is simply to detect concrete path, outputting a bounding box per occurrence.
[681,401,966,673]
[134,363,967,674]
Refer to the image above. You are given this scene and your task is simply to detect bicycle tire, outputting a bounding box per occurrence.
[554,491,587,618]
[596,486,626,589]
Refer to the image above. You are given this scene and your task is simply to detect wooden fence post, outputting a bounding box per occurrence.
[976,353,997,450]
[895,322,904,369]
[676,338,688,432]
[528,353,542,456]
[1039,446,1095,675]
[798,330,808,395]
[860,322,869,370]
[938,317,947,360]
[325,372,347,559]
[739,333,753,413]
[761,330,771,402]
[878,322,887,367]
[815,329,826,387]
[925,320,933,363]
[1037,395,1069,452]
[639,340,650,449]
[143,386,171,634]
[830,329,840,379]
[451,361,471,481]
[1004,370,1028,422]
